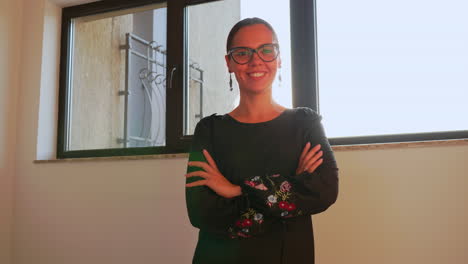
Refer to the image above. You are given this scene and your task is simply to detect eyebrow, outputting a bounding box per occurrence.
[229,43,278,50]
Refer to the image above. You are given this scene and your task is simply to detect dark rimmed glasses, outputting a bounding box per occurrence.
[227,43,280,65]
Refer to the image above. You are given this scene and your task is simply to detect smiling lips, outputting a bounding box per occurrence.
[248,72,266,79]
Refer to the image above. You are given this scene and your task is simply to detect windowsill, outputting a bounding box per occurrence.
[33,138,468,163]
[332,138,468,151]
[33,152,189,163]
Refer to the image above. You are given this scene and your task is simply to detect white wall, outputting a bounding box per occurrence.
[3,0,468,264]
[315,145,468,263]
[0,0,23,263]
[13,1,197,264]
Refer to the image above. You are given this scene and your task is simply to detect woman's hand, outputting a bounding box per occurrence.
[296,142,323,175]
[185,149,242,199]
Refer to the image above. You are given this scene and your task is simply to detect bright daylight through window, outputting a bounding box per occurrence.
[316,0,468,139]
[184,0,291,135]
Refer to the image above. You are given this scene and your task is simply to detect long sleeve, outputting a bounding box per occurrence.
[185,115,251,237]
[185,109,339,240]
[239,108,339,219]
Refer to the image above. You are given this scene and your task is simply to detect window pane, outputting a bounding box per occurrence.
[316,0,468,138]
[184,0,291,135]
[68,3,167,151]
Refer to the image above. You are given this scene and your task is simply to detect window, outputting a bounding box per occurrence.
[58,0,295,158]
[57,1,177,158]
[58,0,464,158]
[66,3,168,151]
[184,0,292,135]
[315,0,468,145]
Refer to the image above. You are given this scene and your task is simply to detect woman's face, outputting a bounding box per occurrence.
[225,24,281,94]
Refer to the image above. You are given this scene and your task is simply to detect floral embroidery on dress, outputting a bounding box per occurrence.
[229,173,306,238]
[280,181,292,192]
[267,195,277,203]
[244,174,304,219]
[254,213,263,221]
[228,208,264,239]
[244,175,269,191]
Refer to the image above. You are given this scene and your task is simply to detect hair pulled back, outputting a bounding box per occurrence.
[226,17,279,52]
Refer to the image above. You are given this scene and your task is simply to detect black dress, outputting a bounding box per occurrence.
[185,107,339,264]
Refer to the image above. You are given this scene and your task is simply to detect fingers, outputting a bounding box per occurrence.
[298,143,321,174]
[185,167,210,188]
[202,149,219,171]
[298,142,311,172]
[304,144,321,162]
[303,149,323,169]
[185,150,219,189]
[187,161,214,174]
[185,170,209,179]
[303,150,323,173]
[306,158,323,173]
[186,179,208,187]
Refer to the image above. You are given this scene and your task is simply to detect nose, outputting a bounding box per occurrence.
[249,50,263,65]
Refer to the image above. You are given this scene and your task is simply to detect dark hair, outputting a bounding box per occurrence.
[226,17,279,52]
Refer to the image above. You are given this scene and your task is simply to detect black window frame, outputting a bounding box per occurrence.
[292,0,468,146]
[57,0,466,159]
[58,0,192,159]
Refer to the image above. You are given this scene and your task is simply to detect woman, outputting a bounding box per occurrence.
[185,17,339,264]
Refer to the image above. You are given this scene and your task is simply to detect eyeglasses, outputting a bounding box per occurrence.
[227,43,280,65]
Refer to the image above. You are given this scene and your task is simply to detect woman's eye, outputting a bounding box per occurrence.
[235,51,249,57]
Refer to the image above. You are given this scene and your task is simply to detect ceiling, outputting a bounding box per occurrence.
[49,0,100,8]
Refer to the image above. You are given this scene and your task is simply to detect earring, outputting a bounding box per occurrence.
[229,73,233,91]
[278,68,282,87]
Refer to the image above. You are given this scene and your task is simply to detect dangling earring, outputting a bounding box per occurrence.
[278,68,282,87]
[229,73,233,91]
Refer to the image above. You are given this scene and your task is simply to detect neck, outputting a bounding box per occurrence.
[232,86,286,120]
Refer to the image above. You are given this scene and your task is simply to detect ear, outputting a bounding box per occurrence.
[277,56,282,69]
[225,54,233,73]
